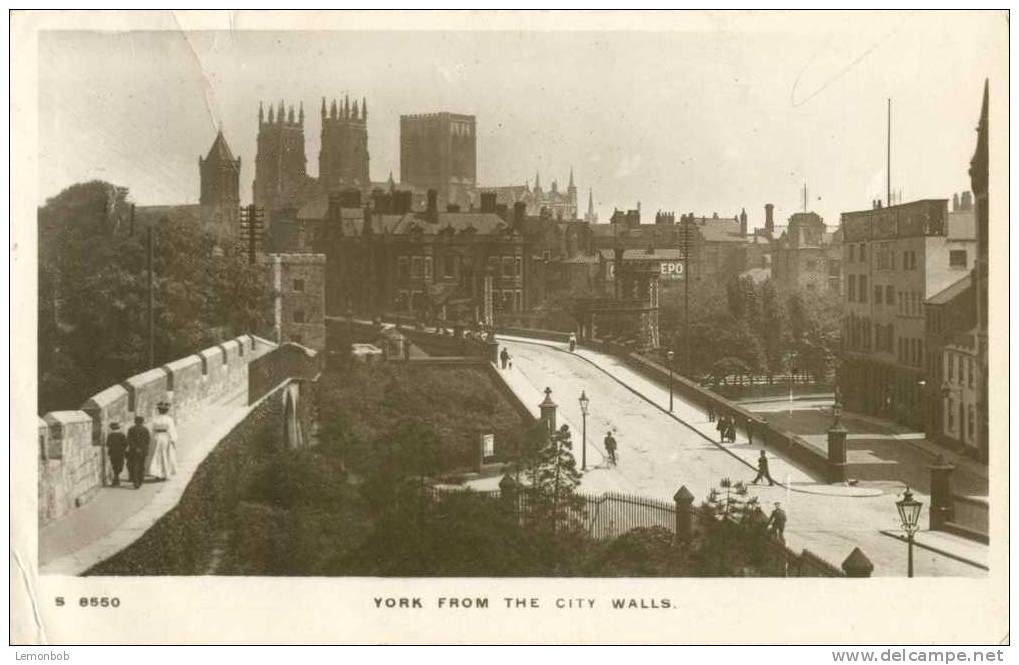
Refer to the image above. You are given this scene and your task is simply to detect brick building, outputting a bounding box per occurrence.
[266,253,327,351]
[839,197,976,429]
[771,211,843,294]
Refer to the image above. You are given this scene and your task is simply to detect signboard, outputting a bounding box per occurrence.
[481,433,495,459]
[607,261,685,280]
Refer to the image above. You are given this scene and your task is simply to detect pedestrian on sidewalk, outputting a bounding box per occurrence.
[568,333,577,352]
[147,401,179,481]
[105,422,128,487]
[127,416,150,489]
[716,414,727,442]
[706,403,716,423]
[750,450,776,486]
[766,502,787,541]
[500,347,510,370]
[745,417,755,446]
[603,430,618,466]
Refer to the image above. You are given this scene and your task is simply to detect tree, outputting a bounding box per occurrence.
[527,424,584,535]
[37,181,273,412]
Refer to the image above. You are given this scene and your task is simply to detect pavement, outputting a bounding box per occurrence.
[39,387,252,575]
[491,335,988,578]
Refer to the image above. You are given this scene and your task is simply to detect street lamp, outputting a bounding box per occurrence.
[666,349,675,412]
[895,486,923,578]
[578,390,590,471]
[831,391,843,428]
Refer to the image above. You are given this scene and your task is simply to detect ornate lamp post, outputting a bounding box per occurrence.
[666,349,675,412]
[896,486,923,577]
[578,390,590,471]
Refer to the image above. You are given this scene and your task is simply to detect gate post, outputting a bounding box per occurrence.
[827,422,848,483]
[539,387,558,432]
[928,454,956,531]
[674,485,694,541]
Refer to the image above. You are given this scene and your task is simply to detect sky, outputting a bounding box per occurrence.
[37,11,1006,229]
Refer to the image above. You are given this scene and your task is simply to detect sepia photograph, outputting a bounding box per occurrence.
[10,9,1009,647]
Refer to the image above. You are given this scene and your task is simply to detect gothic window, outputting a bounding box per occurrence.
[847,274,856,302]
[502,257,514,278]
[443,255,456,278]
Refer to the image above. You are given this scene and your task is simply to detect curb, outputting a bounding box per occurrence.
[878,529,988,571]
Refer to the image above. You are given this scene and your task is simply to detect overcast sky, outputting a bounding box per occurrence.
[38,11,1005,228]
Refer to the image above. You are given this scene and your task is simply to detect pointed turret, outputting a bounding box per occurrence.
[298,102,304,125]
[362,97,368,120]
[568,167,575,190]
[535,170,542,192]
[321,97,327,120]
[587,188,594,218]
[205,130,236,163]
[278,99,285,122]
[352,99,359,118]
[344,95,350,118]
[258,101,264,126]
[330,98,338,120]
[268,104,275,124]
[288,105,295,124]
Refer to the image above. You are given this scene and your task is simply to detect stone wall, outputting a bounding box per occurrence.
[38,334,276,527]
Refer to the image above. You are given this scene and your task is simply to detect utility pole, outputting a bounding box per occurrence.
[146,224,154,369]
[239,204,264,265]
[679,215,693,375]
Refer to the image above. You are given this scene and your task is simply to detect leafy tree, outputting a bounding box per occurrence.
[38,181,272,412]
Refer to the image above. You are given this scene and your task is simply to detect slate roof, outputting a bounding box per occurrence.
[204,132,236,162]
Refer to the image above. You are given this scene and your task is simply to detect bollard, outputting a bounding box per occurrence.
[827,422,849,483]
[928,454,956,531]
[674,485,695,542]
[539,387,557,432]
[841,547,874,578]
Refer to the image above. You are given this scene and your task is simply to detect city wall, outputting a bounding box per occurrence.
[38,334,277,527]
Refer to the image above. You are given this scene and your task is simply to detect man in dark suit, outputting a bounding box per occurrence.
[127,415,151,489]
[105,422,128,486]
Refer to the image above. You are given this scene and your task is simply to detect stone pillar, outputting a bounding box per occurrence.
[674,485,694,541]
[841,547,874,578]
[539,387,557,432]
[499,473,519,520]
[826,423,848,483]
[486,331,499,365]
[928,454,956,531]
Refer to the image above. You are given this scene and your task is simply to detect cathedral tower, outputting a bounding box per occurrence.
[199,130,241,244]
[319,94,370,194]
[253,99,309,215]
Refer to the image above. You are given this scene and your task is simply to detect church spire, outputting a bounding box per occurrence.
[568,167,575,190]
[344,95,350,119]
[298,102,304,125]
[535,170,541,192]
[588,188,594,217]
[330,98,338,120]
[321,97,327,120]
[268,103,275,124]
[362,97,368,120]
[352,99,359,118]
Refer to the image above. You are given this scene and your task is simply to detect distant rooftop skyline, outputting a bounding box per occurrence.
[38,12,1005,228]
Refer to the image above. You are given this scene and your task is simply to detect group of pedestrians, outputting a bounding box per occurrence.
[714,413,738,443]
[104,400,179,489]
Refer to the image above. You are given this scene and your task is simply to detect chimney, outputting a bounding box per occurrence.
[953,193,960,211]
[514,201,526,226]
[480,191,497,213]
[426,189,438,222]
[765,203,775,237]
[961,191,973,210]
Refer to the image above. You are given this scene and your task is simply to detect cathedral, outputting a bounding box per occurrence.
[491,170,580,220]
[251,96,371,218]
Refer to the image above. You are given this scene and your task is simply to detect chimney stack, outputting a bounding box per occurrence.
[961,191,973,210]
[514,201,526,226]
[426,189,438,222]
[765,203,774,237]
[480,191,497,213]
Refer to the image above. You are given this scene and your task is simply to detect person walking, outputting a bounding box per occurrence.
[706,403,716,423]
[750,450,776,486]
[603,430,618,466]
[105,421,128,487]
[716,414,727,442]
[766,502,787,541]
[127,415,150,489]
[745,417,755,446]
[568,333,577,352]
[147,401,179,481]
[500,347,510,370]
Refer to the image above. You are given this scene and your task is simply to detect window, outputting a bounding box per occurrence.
[515,257,523,277]
[443,255,456,278]
[886,285,894,305]
[502,256,515,278]
[874,285,882,304]
[424,257,433,281]
[949,250,968,268]
[859,275,868,302]
[397,257,409,281]
[859,243,866,261]
[948,354,955,382]
[411,257,423,279]
[502,290,514,311]
[292,279,305,292]
[968,358,974,387]
[293,310,305,323]
[515,290,523,311]
[847,274,856,302]
[487,256,499,274]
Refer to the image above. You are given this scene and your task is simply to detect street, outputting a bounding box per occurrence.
[492,336,985,577]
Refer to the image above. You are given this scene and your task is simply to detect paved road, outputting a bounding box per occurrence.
[496,337,984,578]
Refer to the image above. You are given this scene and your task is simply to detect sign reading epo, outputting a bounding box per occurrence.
[659,261,685,280]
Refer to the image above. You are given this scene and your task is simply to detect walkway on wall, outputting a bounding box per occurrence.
[38,388,251,575]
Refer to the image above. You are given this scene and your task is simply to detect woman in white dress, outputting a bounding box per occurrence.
[147,400,179,480]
